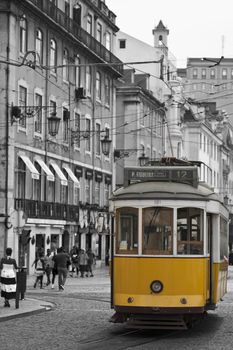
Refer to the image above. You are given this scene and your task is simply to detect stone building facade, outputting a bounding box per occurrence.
[0,0,122,272]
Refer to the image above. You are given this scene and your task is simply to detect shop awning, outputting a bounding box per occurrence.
[35,158,55,181]
[50,162,68,186]
[19,155,40,180]
[63,166,80,188]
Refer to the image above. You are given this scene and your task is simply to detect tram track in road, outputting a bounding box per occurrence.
[27,291,183,349]
[27,290,110,304]
[77,327,180,350]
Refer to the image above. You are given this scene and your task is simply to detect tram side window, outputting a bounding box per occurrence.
[142,207,173,255]
[220,217,228,260]
[177,208,203,255]
[116,207,138,254]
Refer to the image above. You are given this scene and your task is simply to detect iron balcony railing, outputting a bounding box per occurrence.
[15,198,79,222]
[25,0,123,76]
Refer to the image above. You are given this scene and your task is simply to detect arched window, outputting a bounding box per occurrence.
[105,31,111,51]
[158,34,163,45]
[50,39,57,73]
[20,15,27,53]
[63,48,69,81]
[87,14,92,35]
[85,118,91,152]
[36,29,43,64]
[86,66,91,94]
[73,3,82,26]
[75,56,80,88]
[104,77,110,105]
[96,23,102,43]
[95,123,101,155]
[96,71,101,100]
[34,93,42,134]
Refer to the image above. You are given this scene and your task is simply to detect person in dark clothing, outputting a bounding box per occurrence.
[86,249,95,277]
[53,247,70,291]
[70,246,80,277]
[78,249,88,278]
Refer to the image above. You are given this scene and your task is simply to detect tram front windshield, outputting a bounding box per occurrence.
[116,206,204,255]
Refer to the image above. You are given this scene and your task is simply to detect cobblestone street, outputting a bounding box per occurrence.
[1,266,233,350]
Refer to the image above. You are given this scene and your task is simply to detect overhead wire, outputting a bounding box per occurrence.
[2,52,232,154]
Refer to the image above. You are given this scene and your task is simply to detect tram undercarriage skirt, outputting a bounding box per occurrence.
[110,312,205,330]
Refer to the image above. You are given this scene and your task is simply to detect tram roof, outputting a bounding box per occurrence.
[111,181,220,202]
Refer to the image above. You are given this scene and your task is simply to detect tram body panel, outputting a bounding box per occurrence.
[113,257,210,309]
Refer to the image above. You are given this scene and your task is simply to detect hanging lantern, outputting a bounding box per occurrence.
[101,136,112,156]
[48,113,61,136]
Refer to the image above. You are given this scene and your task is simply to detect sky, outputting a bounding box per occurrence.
[106,0,233,68]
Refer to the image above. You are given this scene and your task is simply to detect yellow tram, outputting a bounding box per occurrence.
[110,160,229,329]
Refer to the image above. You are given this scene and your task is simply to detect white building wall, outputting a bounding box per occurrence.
[114,31,171,101]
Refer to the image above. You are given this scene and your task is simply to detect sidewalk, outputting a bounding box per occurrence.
[0,265,110,322]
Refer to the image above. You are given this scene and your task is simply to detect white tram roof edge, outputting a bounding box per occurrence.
[111,181,219,201]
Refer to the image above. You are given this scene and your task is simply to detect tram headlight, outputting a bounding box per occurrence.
[150,280,163,293]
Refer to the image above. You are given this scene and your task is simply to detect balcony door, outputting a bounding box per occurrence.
[33,162,41,201]
[17,158,26,199]
[48,165,56,202]
[73,4,81,26]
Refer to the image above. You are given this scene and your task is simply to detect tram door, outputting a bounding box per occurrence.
[207,214,213,304]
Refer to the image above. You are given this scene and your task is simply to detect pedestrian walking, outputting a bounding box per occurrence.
[51,252,58,289]
[79,249,88,278]
[32,253,45,289]
[53,247,70,290]
[70,246,80,277]
[86,248,95,277]
[43,248,54,286]
[0,247,18,307]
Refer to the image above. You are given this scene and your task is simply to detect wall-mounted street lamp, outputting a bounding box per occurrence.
[101,136,149,165]
[138,153,150,166]
[101,135,112,156]
[47,112,61,136]
[11,104,61,137]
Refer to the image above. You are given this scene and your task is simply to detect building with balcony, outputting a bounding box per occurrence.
[0,0,122,272]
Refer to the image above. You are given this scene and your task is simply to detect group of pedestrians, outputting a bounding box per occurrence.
[32,249,57,289]
[70,246,95,278]
[32,246,96,291]
[0,245,96,307]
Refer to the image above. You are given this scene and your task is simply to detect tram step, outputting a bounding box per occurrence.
[126,315,188,330]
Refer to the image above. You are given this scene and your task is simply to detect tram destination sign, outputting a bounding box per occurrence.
[124,166,198,187]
